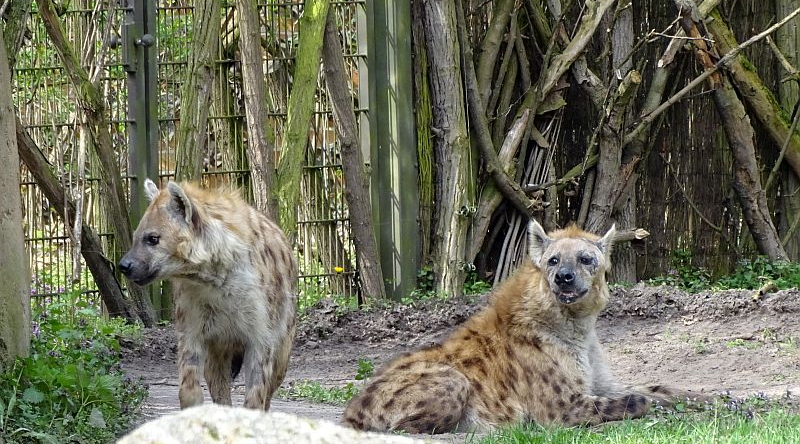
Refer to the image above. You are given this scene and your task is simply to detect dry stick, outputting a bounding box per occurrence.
[765,102,800,193]
[766,35,800,82]
[623,5,800,148]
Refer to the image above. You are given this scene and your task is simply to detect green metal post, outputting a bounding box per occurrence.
[123,0,162,317]
[364,0,419,300]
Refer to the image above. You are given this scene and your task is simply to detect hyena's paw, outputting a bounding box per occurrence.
[567,393,650,425]
[179,378,204,409]
[637,385,714,407]
[243,385,271,410]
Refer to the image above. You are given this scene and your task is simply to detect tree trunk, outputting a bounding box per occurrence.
[273,0,330,239]
[2,0,31,69]
[321,11,386,301]
[236,0,276,216]
[714,78,788,260]
[412,0,434,268]
[174,0,220,181]
[17,120,139,323]
[422,0,472,297]
[36,0,156,326]
[0,27,30,372]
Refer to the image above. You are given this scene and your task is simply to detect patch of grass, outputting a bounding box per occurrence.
[277,358,373,406]
[0,294,147,444]
[277,381,358,406]
[473,398,800,444]
[725,338,760,350]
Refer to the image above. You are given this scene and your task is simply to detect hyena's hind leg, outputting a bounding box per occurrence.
[564,392,651,426]
[204,343,245,405]
[634,385,714,406]
[343,361,471,434]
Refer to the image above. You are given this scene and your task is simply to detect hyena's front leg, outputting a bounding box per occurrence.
[204,344,234,405]
[242,347,276,410]
[177,335,205,409]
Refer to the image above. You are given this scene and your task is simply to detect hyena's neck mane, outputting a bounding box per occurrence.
[487,261,600,348]
[176,186,253,283]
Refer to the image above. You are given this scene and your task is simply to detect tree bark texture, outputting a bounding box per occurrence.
[321,11,386,301]
[36,0,156,326]
[412,0,434,267]
[713,78,789,261]
[174,0,220,181]
[0,29,30,371]
[273,0,330,239]
[236,0,276,216]
[17,121,139,322]
[675,1,788,261]
[422,0,472,297]
[2,0,31,69]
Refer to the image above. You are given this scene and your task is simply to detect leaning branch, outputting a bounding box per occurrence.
[624,5,800,148]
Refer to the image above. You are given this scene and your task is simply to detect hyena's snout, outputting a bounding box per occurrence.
[118,253,159,286]
[553,265,587,304]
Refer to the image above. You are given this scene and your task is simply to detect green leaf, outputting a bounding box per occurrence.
[22,387,45,404]
[674,402,686,413]
[88,407,107,429]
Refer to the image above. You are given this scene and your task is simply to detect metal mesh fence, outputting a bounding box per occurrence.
[15,0,365,313]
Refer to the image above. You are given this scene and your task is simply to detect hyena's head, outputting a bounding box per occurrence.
[527,219,615,307]
[119,179,202,286]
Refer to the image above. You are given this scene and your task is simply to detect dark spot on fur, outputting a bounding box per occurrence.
[473,381,484,393]
[603,403,618,417]
[547,411,556,421]
[396,362,412,371]
[393,384,412,397]
[541,373,550,385]
[356,410,366,420]
[461,357,487,375]
[360,393,374,409]
[383,398,395,409]
[552,383,563,395]
[557,399,567,409]
[569,393,580,403]
[443,414,454,424]
[415,400,427,409]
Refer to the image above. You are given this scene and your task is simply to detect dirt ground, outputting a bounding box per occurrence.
[121,285,800,442]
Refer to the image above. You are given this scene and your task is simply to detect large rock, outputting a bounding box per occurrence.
[119,404,441,444]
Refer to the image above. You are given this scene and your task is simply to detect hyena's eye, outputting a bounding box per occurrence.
[580,255,594,265]
[144,234,160,246]
[547,256,559,266]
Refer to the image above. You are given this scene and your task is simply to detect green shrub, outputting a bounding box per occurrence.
[716,257,800,290]
[0,295,147,444]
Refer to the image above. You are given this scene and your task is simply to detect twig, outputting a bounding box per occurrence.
[660,153,723,233]
[764,98,800,192]
[624,4,800,148]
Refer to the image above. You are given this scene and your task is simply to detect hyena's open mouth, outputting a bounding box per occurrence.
[555,289,587,304]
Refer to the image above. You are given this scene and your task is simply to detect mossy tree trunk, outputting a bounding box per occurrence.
[273,0,330,240]
[174,0,220,181]
[321,11,386,300]
[36,0,156,326]
[0,24,30,372]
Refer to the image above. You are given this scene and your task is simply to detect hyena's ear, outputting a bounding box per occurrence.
[596,223,617,258]
[528,219,551,262]
[166,182,196,227]
[144,178,160,202]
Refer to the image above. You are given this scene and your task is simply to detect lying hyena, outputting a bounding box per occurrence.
[119,179,297,410]
[343,219,705,433]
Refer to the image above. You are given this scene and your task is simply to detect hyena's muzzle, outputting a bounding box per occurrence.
[552,263,588,304]
[118,251,160,286]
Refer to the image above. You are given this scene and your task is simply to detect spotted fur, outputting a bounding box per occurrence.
[119,179,297,410]
[342,219,705,433]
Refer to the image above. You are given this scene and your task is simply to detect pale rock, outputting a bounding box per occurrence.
[118,404,442,444]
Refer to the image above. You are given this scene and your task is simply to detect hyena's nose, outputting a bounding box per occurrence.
[118,257,134,276]
[555,267,575,286]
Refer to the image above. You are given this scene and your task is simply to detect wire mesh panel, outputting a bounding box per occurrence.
[16,0,367,312]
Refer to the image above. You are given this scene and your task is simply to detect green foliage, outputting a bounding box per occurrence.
[278,358,374,406]
[473,397,800,444]
[715,257,800,290]
[0,298,147,444]
[648,252,800,293]
[647,249,711,293]
[354,358,374,381]
[464,271,492,295]
[277,380,359,406]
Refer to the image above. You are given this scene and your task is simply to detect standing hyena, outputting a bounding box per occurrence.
[119,179,297,410]
[343,219,706,433]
